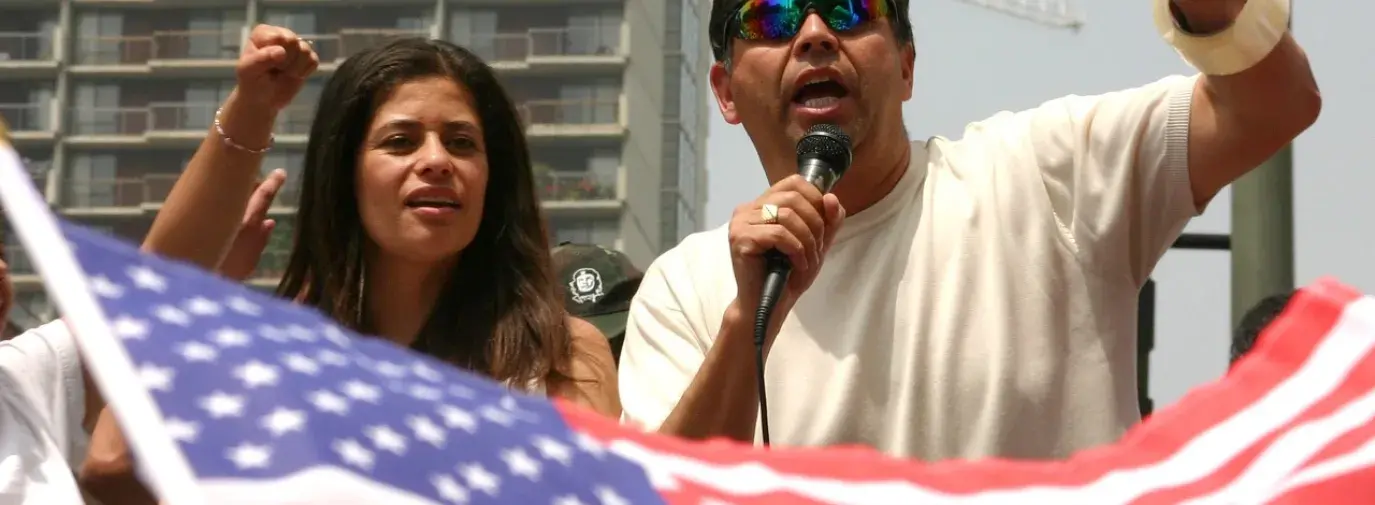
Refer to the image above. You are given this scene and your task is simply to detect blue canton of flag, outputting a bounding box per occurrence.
[62,222,663,505]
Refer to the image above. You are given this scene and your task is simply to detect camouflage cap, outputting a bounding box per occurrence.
[551,242,643,360]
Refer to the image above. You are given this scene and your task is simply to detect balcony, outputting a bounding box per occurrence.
[537,170,618,211]
[146,101,216,143]
[66,107,150,146]
[0,100,56,144]
[64,96,622,145]
[62,176,167,216]
[305,28,430,71]
[65,102,307,148]
[520,98,624,138]
[73,35,153,66]
[471,27,625,74]
[72,29,241,76]
[61,170,299,216]
[0,30,59,77]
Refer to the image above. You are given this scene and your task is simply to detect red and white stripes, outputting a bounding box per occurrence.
[562,278,1375,504]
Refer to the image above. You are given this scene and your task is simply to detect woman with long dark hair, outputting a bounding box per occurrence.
[141,25,618,407]
[78,25,619,504]
[275,38,579,389]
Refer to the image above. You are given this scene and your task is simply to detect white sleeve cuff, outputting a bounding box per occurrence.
[1154,0,1291,76]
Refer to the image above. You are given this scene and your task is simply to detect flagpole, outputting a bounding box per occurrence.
[1231,3,1296,327]
[0,146,207,504]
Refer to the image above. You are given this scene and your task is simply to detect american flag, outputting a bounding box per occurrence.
[61,222,664,505]
[3,149,1375,504]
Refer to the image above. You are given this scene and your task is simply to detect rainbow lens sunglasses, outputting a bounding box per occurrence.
[728,0,899,43]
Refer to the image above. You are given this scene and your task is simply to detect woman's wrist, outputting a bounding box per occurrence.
[215,90,279,154]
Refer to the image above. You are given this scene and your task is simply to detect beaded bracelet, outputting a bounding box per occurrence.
[213,107,275,154]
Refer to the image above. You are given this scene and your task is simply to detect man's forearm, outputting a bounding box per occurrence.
[1201,33,1319,142]
[657,302,765,442]
[1177,0,1314,116]
[1176,0,1319,129]
[1163,0,1319,204]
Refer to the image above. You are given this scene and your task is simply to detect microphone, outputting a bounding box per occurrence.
[753,124,853,446]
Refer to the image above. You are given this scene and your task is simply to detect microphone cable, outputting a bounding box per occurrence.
[754,253,791,446]
[749,123,852,447]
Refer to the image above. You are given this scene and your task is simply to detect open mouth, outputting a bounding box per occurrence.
[404,199,461,210]
[792,78,850,108]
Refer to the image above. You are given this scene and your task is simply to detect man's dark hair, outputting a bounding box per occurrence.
[1231,291,1297,366]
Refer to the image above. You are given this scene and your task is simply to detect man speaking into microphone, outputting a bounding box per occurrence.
[619,0,1318,460]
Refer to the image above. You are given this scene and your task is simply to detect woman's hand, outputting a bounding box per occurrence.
[217,169,288,281]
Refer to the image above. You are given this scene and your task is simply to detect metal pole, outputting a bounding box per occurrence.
[1229,7,1296,327]
[1230,146,1294,326]
[1137,279,1156,417]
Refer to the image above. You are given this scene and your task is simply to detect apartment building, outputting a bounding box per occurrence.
[0,0,711,332]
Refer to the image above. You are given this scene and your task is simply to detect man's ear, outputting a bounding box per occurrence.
[708,61,742,124]
[899,42,915,101]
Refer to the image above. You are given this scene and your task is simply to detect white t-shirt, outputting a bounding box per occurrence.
[618,75,1200,460]
[0,321,88,503]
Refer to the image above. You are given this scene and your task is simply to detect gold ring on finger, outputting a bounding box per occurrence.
[760,203,780,225]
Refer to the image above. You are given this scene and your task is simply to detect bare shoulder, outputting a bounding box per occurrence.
[547,316,621,418]
[567,316,612,354]
[563,316,615,383]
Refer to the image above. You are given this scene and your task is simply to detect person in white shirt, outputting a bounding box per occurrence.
[618,0,1318,460]
[0,168,287,505]
[0,250,87,503]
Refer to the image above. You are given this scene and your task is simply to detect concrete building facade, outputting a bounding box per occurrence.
[0,0,711,331]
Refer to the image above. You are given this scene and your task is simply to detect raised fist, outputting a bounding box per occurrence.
[235,24,319,112]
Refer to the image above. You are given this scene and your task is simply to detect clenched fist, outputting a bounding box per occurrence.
[235,24,320,112]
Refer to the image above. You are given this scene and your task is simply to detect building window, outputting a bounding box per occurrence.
[549,217,619,248]
[448,10,499,61]
[186,10,245,59]
[71,83,122,134]
[75,11,125,64]
[66,153,117,207]
[567,9,622,55]
[263,11,317,35]
[557,81,620,124]
[183,80,234,129]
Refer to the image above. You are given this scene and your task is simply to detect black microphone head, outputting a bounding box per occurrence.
[796,124,853,178]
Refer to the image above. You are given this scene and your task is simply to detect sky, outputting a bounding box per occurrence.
[702,1,1374,409]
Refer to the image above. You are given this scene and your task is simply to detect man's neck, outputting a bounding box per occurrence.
[364,251,455,346]
[764,132,911,215]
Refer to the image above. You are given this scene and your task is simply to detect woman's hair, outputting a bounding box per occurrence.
[277,38,570,386]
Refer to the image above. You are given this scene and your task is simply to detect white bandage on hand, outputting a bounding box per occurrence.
[1155,0,1292,76]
